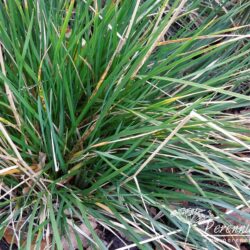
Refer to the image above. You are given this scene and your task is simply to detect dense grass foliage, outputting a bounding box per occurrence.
[0,0,250,249]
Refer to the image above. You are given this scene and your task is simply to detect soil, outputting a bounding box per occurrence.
[0,239,17,250]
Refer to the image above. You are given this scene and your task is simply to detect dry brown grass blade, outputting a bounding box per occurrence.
[122,113,192,185]
[157,34,250,46]
[0,122,46,190]
[131,0,187,78]
[214,0,236,27]
[95,203,171,249]
[90,0,140,98]
[0,165,39,176]
[69,118,98,157]
[37,45,51,110]
[0,44,21,128]
[93,0,98,13]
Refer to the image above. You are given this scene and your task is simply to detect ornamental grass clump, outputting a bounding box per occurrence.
[0,0,250,249]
